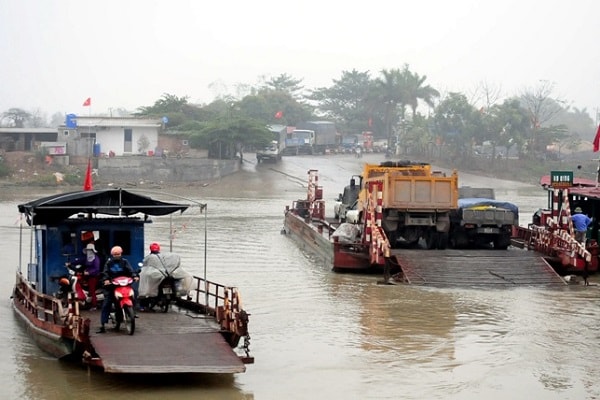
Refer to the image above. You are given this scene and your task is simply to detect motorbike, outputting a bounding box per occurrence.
[56,264,103,308]
[153,276,176,312]
[140,275,179,313]
[109,276,136,335]
[138,261,181,313]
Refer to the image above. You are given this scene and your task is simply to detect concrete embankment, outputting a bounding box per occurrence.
[97,156,241,184]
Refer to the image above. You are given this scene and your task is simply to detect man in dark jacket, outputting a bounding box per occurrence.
[97,245,138,333]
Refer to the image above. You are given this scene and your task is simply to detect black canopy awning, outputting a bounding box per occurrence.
[18,188,190,226]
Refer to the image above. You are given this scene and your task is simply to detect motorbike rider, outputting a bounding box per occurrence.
[139,242,166,310]
[139,242,193,309]
[65,242,101,309]
[96,245,138,334]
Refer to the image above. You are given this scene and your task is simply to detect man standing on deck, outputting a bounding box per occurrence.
[572,207,592,244]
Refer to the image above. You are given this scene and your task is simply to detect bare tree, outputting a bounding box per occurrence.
[520,80,564,154]
[28,108,47,128]
[470,81,503,111]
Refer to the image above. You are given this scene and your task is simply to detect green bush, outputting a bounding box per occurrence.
[0,158,9,177]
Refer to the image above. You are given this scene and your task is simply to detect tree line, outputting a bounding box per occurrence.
[2,66,596,162]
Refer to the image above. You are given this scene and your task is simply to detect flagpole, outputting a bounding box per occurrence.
[88,100,91,154]
[595,123,600,187]
[597,158,600,188]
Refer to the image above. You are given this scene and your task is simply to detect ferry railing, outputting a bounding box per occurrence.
[178,274,251,356]
[13,272,70,325]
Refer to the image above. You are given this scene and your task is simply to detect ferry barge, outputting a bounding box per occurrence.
[283,166,567,287]
[11,188,253,373]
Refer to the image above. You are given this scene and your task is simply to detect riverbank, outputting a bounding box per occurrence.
[0,150,241,189]
[0,149,595,189]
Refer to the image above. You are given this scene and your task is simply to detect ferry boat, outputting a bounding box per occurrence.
[282,169,371,272]
[511,173,600,278]
[283,168,567,287]
[11,187,253,373]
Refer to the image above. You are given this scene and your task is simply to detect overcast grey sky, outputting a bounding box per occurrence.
[1,0,599,121]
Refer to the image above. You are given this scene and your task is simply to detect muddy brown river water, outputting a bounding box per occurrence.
[0,152,598,400]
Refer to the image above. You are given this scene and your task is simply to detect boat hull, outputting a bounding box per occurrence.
[12,296,76,359]
[283,211,333,266]
[333,241,372,271]
[283,211,374,271]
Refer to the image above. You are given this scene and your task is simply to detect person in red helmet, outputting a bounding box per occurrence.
[150,242,160,253]
[139,241,193,310]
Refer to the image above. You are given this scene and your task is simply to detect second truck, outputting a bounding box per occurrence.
[449,187,518,249]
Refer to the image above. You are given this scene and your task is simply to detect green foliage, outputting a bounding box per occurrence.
[261,73,304,99]
[122,71,593,162]
[434,92,481,150]
[199,116,273,149]
[310,69,376,135]
[0,157,9,177]
[136,93,190,115]
[137,135,150,153]
[237,89,313,126]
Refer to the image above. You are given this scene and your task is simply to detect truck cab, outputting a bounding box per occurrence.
[449,186,518,249]
[256,140,283,163]
[334,175,362,222]
[257,124,286,162]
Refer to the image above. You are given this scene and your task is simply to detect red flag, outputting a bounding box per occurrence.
[274,111,283,119]
[594,125,600,152]
[83,97,91,107]
[83,159,93,191]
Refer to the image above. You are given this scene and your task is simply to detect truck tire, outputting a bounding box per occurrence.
[493,235,510,250]
[425,231,438,250]
[437,232,449,249]
[450,231,469,249]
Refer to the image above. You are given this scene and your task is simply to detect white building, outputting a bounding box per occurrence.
[60,116,163,157]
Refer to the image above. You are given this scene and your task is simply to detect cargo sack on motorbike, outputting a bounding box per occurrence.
[138,252,193,298]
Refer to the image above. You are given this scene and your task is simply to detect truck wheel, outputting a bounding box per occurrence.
[493,235,510,250]
[437,232,449,249]
[425,231,438,250]
[450,231,468,248]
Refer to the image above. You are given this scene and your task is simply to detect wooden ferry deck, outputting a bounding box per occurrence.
[392,248,567,287]
[82,306,246,374]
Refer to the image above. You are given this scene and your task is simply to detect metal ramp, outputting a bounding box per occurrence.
[392,248,567,287]
[86,307,246,374]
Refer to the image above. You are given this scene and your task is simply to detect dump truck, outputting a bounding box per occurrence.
[346,161,459,249]
[449,187,518,249]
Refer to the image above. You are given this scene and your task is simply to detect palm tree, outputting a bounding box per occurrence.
[402,65,440,117]
[375,68,407,148]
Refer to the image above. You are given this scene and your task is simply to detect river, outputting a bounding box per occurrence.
[1,152,599,400]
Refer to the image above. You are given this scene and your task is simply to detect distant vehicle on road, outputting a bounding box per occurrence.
[257,125,286,163]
